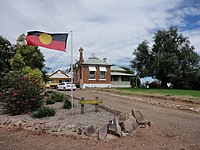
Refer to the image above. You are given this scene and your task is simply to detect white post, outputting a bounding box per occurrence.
[70,31,74,115]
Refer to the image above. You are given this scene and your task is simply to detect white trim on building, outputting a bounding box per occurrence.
[99,67,107,72]
[81,83,111,89]
[89,66,96,71]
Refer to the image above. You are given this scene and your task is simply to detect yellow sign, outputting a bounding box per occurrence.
[80,100,102,105]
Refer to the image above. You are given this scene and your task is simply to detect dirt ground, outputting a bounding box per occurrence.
[0,89,200,150]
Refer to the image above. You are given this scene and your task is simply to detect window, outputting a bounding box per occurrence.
[89,71,95,79]
[122,76,130,81]
[100,71,106,79]
[111,76,119,81]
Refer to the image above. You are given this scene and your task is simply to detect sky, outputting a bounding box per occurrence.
[0,0,200,73]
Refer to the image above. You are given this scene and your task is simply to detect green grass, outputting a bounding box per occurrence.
[115,88,200,98]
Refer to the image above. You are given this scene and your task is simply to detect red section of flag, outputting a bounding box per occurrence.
[26,31,68,51]
[26,35,65,51]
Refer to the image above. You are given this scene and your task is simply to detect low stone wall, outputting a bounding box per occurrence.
[0,91,153,140]
[0,102,151,140]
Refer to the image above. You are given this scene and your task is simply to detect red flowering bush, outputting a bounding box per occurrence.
[0,70,44,115]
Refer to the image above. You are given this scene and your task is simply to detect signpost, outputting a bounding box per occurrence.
[80,97,102,114]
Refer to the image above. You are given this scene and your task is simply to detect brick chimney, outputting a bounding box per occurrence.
[79,47,84,64]
[103,58,107,62]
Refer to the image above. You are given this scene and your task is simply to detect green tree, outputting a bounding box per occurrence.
[131,41,151,78]
[10,53,26,70]
[0,36,15,76]
[120,66,135,74]
[0,34,46,114]
[22,66,44,88]
[0,36,16,91]
[132,27,200,89]
[14,34,48,82]
[15,34,45,70]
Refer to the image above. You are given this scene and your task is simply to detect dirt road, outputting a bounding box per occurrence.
[0,89,200,150]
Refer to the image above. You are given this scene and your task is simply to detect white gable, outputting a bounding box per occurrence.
[50,70,69,79]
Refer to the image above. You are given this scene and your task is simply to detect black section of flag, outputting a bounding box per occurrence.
[27,31,68,42]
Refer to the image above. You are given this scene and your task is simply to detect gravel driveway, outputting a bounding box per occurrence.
[0,89,200,150]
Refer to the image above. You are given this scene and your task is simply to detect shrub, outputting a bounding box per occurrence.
[33,106,55,118]
[45,98,56,105]
[46,91,53,94]
[0,71,43,115]
[75,82,80,88]
[50,92,66,102]
[44,90,53,97]
[63,97,72,109]
[149,81,161,88]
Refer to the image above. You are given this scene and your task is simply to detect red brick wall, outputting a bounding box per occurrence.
[74,65,111,84]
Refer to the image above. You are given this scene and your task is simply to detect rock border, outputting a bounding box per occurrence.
[0,101,151,140]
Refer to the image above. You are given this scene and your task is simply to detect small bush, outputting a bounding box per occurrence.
[46,98,56,105]
[63,97,72,109]
[33,106,56,118]
[149,81,161,88]
[44,90,53,97]
[51,92,66,102]
[46,90,53,94]
[38,100,45,107]
[75,82,80,88]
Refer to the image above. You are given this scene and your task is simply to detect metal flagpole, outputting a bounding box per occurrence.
[70,31,74,115]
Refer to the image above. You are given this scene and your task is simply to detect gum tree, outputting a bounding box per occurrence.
[132,27,200,89]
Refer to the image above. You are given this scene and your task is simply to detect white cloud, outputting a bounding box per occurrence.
[183,28,200,53]
[0,0,199,72]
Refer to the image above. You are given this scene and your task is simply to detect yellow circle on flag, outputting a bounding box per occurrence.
[39,33,52,45]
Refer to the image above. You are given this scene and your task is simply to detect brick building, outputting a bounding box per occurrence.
[74,47,135,88]
[74,47,112,88]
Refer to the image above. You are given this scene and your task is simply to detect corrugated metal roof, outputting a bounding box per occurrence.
[111,72,135,76]
[111,66,126,72]
[82,57,111,65]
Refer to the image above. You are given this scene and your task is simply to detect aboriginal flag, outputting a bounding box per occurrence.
[26,31,68,51]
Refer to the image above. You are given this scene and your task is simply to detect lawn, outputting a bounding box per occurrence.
[115,88,200,98]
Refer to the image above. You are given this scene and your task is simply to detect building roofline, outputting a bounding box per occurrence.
[49,69,69,78]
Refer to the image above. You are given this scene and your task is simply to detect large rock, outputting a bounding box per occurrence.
[108,117,122,137]
[84,125,96,137]
[77,127,83,135]
[131,110,146,125]
[105,133,118,141]
[131,109,152,128]
[129,114,139,130]
[121,119,134,133]
[121,112,139,133]
[118,112,130,121]
[98,124,108,140]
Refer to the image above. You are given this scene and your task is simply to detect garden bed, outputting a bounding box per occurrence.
[0,97,116,139]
